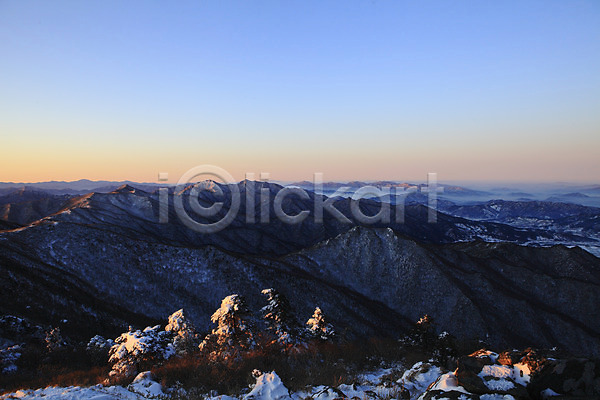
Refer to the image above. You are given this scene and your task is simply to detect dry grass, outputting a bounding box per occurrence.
[1,334,467,396]
[152,338,413,395]
[0,343,108,395]
[0,366,109,395]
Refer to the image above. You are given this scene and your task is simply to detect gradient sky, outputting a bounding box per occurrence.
[1,1,599,183]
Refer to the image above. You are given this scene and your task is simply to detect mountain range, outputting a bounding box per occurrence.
[1,181,599,358]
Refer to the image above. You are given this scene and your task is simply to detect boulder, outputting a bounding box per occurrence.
[455,352,495,394]
[528,358,600,399]
[498,350,526,366]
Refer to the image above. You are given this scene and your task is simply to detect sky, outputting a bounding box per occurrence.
[1,0,599,183]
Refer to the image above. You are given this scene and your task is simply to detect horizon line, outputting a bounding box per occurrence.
[1,178,599,186]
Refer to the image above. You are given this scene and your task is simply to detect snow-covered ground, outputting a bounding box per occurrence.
[0,356,541,400]
[1,371,163,400]
[2,366,413,400]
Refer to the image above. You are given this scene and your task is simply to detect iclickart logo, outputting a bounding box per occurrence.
[158,165,443,234]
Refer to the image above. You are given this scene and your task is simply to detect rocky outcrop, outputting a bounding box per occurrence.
[529,358,600,399]
[420,349,600,400]
[454,351,529,399]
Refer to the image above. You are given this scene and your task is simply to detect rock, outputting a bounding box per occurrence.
[520,348,548,374]
[455,353,495,394]
[528,358,600,399]
[399,387,410,399]
[454,350,530,399]
[498,350,526,366]
[420,348,600,400]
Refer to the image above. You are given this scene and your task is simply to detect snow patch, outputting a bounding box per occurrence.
[399,361,443,395]
[480,395,516,400]
[244,371,290,400]
[0,384,161,399]
[512,363,531,385]
[426,372,472,395]
[127,371,163,397]
[483,378,515,391]
[540,388,561,398]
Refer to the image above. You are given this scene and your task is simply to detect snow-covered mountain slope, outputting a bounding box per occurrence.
[442,199,598,221]
[440,199,600,256]
[0,221,407,342]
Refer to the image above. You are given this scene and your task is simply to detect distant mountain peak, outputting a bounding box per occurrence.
[112,184,137,194]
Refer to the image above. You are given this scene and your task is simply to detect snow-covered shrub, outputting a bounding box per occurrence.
[261,289,304,349]
[165,309,199,356]
[200,294,256,361]
[0,315,45,344]
[108,325,174,381]
[306,307,335,341]
[86,335,114,365]
[44,327,65,352]
[0,344,22,374]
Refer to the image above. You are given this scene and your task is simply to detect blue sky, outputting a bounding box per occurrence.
[1,1,599,182]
